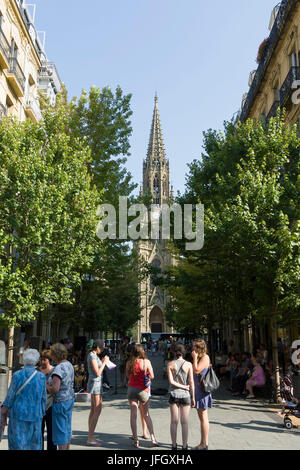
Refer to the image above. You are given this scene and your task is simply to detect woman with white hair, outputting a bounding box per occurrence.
[1,348,47,450]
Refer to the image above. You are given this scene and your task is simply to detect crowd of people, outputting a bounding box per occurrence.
[0,336,213,451]
[214,343,273,399]
[2,334,299,451]
[125,338,212,450]
[1,344,74,450]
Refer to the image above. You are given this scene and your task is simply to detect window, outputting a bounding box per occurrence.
[150,259,161,291]
[10,39,19,61]
[274,82,280,102]
[153,175,159,194]
[152,259,161,268]
[290,51,297,68]
[297,115,300,136]
[6,95,13,115]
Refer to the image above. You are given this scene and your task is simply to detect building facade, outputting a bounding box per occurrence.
[136,96,175,341]
[0,0,62,365]
[240,0,300,125]
[235,0,300,359]
[0,0,61,122]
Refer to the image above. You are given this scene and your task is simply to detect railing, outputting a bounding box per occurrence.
[240,0,295,122]
[266,66,300,120]
[38,61,62,93]
[8,57,26,93]
[279,66,300,105]
[0,28,10,65]
[25,94,42,121]
[266,100,280,120]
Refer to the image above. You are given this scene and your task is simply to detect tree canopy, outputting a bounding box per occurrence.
[163,115,299,339]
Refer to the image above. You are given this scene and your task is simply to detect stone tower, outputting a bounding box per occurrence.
[136,95,175,340]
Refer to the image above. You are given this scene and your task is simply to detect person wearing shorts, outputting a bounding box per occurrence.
[167,343,195,450]
[86,340,109,446]
[192,339,212,450]
[47,343,75,450]
[126,344,158,448]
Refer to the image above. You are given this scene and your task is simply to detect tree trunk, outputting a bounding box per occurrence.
[270,316,281,403]
[7,327,14,387]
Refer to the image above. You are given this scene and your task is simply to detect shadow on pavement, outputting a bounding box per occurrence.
[209,419,285,434]
[71,430,171,450]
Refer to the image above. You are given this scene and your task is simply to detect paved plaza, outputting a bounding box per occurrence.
[1,354,300,451]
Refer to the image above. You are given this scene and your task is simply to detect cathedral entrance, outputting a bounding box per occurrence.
[149,306,164,333]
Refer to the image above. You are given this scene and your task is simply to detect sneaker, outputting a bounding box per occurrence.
[103,383,110,390]
[246,394,255,399]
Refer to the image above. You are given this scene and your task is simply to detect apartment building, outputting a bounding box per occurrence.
[0,1,62,370]
[0,0,61,122]
[240,0,300,125]
[235,0,300,361]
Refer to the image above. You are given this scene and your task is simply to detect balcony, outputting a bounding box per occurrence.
[266,66,300,121]
[6,57,26,97]
[279,66,300,106]
[240,0,296,122]
[266,100,280,120]
[0,29,10,70]
[39,61,62,93]
[25,94,42,122]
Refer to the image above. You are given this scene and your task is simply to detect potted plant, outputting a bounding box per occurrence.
[256,38,269,64]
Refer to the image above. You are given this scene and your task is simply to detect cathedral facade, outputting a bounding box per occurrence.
[136,96,175,340]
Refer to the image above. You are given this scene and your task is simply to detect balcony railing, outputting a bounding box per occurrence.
[25,94,42,122]
[266,66,300,121]
[8,57,26,94]
[38,61,62,93]
[240,0,296,122]
[279,66,300,105]
[266,100,280,120]
[0,29,10,67]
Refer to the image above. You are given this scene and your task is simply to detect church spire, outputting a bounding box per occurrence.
[143,95,170,205]
[146,94,166,164]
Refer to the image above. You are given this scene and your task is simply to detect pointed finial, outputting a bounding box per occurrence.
[155,91,158,104]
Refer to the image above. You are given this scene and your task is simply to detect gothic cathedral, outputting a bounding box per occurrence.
[136,96,175,340]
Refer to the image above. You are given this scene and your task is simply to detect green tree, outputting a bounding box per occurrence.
[165,114,299,400]
[0,106,99,326]
[69,85,135,207]
[0,101,100,377]
[46,86,144,338]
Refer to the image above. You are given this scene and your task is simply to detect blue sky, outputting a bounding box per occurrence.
[33,0,278,195]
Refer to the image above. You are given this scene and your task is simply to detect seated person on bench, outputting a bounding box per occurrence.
[245,356,265,398]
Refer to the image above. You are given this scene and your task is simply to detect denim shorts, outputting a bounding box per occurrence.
[52,398,74,446]
[168,394,191,406]
[87,378,103,395]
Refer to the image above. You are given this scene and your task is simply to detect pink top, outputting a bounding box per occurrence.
[128,359,150,392]
[252,365,265,385]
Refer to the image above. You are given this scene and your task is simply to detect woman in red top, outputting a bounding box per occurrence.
[126,344,158,448]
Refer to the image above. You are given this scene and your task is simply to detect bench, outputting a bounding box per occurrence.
[253,377,273,399]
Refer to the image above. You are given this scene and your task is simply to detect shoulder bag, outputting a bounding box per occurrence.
[143,360,151,388]
[198,365,220,394]
[16,370,38,396]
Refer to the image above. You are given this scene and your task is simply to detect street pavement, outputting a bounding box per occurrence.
[1,353,300,451]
